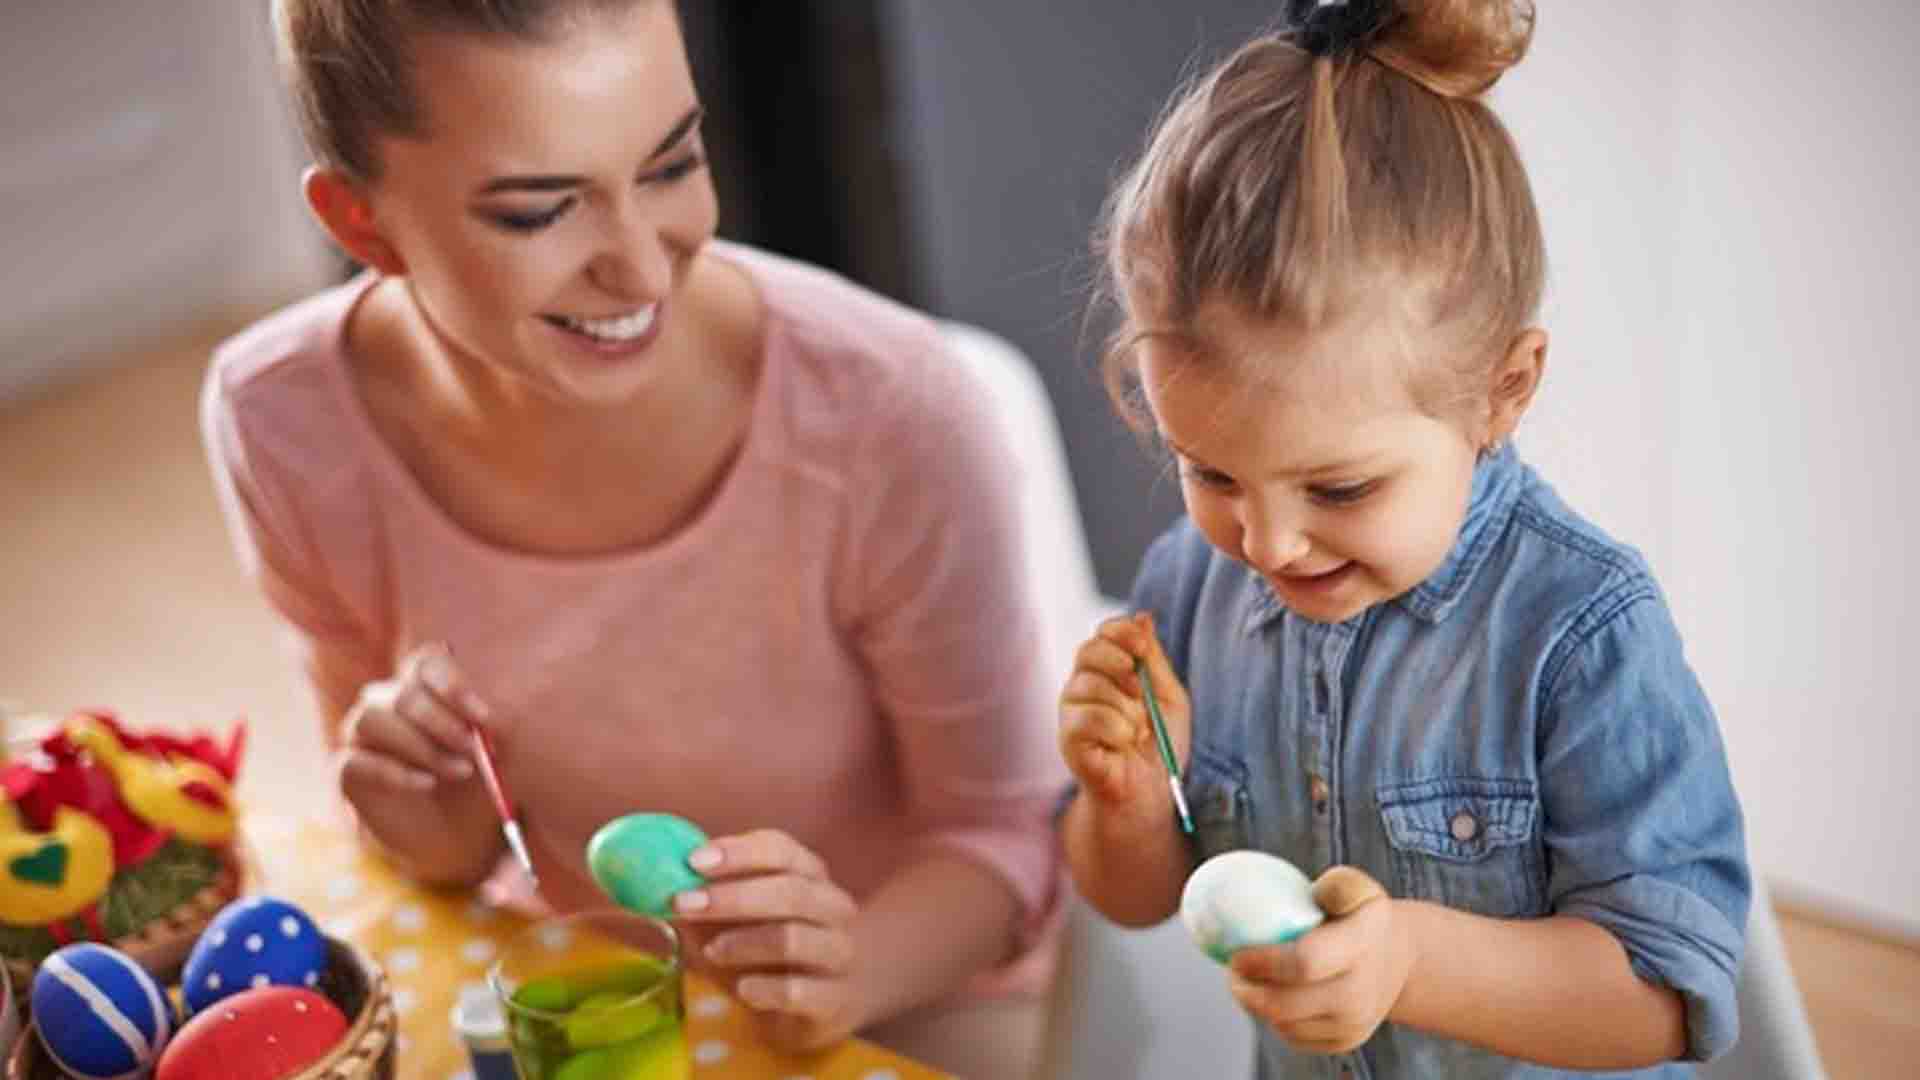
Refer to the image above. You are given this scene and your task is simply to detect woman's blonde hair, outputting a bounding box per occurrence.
[1095,0,1543,430]
[273,0,657,184]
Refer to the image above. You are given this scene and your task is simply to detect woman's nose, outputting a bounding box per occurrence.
[589,210,673,300]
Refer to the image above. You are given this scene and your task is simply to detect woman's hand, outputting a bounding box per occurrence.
[1226,867,1413,1055]
[671,829,866,1052]
[335,642,501,883]
[1059,612,1191,816]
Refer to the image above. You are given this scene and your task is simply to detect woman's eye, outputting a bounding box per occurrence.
[488,197,577,233]
[646,153,706,185]
[1311,481,1376,506]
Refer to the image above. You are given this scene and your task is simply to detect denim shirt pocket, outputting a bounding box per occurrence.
[1377,777,1547,918]
[1183,752,1251,865]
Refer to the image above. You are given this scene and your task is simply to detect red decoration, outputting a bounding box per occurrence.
[155,986,348,1080]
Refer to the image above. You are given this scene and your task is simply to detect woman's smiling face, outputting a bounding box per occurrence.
[360,0,719,405]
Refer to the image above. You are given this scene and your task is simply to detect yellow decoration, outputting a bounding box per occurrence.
[0,800,114,925]
[65,717,236,844]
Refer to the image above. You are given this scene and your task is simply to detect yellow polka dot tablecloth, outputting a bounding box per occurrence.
[247,814,952,1080]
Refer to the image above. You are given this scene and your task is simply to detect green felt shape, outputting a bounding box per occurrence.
[9,843,68,887]
[586,813,709,918]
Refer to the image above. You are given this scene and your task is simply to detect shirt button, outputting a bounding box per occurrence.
[1450,811,1480,842]
[1309,774,1330,814]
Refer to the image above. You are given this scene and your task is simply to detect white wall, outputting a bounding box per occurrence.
[1502,4,1918,935]
[0,4,330,403]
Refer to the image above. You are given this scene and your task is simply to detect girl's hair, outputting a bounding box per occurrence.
[273,0,655,184]
[1095,0,1543,431]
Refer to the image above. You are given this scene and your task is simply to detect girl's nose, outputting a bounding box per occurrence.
[1240,504,1311,573]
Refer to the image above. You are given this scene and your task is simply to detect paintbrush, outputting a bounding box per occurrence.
[471,724,538,885]
[1135,657,1195,835]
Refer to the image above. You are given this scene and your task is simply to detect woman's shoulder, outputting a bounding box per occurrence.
[202,274,375,487]
[206,274,370,415]
[721,242,961,403]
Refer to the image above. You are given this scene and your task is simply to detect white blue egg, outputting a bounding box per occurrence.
[180,895,327,1015]
[1180,850,1326,963]
[31,942,173,1079]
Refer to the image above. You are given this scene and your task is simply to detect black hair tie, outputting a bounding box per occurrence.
[1284,0,1397,58]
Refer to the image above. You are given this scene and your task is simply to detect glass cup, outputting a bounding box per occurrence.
[488,909,688,1080]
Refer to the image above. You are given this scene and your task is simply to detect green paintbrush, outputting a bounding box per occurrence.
[1135,657,1195,834]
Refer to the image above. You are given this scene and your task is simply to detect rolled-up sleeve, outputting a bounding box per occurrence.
[1539,590,1750,1061]
[833,339,1068,945]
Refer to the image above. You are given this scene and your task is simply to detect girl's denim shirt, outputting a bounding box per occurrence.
[1134,446,1749,1079]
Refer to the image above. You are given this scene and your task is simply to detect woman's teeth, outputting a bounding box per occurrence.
[552,305,657,342]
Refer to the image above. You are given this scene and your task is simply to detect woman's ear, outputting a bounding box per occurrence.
[303,166,404,275]
[1484,328,1548,447]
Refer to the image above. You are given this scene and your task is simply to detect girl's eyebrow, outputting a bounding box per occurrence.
[1166,436,1376,479]
[474,104,705,196]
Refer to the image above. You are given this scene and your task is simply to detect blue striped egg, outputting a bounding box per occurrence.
[30,942,173,1079]
[181,895,326,1015]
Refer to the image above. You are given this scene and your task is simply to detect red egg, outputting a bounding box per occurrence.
[154,986,348,1080]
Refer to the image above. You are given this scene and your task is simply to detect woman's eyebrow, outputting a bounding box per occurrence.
[474,104,705,196]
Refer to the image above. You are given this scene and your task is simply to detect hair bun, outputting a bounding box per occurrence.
[1283,0,1398,58]
[1368,0,1535,98]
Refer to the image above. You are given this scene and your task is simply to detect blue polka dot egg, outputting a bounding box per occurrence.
[31,942,174,1080]
[181,895,327,1015]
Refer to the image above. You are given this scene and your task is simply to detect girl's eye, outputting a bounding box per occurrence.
[488,196,578,233]
[1310,480,1377,506]
[1180,462,1238,492]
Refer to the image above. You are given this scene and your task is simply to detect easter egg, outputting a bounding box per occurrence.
[30,942,173,1079]
[154,986,348,1080]
[1180,850,1326,963]
[587,813,708,917]
[180,894,327,1014]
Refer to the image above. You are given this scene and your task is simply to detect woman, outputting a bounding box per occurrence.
[204,2,1064,1072]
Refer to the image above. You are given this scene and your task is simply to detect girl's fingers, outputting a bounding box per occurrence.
[1071,634,1145,689]
[702,921,854,975]
[1060,700,1142,754]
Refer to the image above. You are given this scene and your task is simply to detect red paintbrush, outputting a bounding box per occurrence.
[471,724,537,886]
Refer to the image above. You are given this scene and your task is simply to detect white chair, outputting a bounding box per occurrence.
[938,324,1824,1079]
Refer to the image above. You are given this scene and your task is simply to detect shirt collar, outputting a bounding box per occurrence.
[1394,442,1524,623]
[1243,443,1525,631]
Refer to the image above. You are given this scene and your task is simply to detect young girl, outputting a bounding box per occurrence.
[1058,2,1749,1075]
[203,1,1062,1072]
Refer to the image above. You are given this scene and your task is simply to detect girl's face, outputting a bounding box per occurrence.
[1136,302,1484,625]
[364,1,718,406]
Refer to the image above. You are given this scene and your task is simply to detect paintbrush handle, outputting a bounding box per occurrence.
[1135,658,1195,834]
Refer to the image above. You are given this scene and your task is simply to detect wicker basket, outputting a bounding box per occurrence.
[6,934,395,1080]
[0,839,245,994]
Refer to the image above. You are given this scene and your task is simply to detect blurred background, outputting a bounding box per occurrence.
[2,2,1915,1072]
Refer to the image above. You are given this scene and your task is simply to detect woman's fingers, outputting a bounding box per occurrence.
[701,921,854,975]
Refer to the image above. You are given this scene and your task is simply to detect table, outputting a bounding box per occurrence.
[247,815,951,1080]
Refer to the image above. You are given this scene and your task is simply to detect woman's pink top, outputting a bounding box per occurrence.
[202,243,1066,995]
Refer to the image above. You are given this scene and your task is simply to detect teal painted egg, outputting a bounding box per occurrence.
[586,813,708,917]
[1180,850,1325,963]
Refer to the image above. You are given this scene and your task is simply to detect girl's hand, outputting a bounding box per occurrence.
[1227,867,1412,1055]
[1059,612,1191,814]
[337,642,491,806]
[671,829,865,1053]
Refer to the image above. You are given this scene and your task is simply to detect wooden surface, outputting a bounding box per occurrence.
[4,326,1918,1077]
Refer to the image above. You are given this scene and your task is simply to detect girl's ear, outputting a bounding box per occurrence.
[302,166,405,275]
[1483,328,1548,448]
